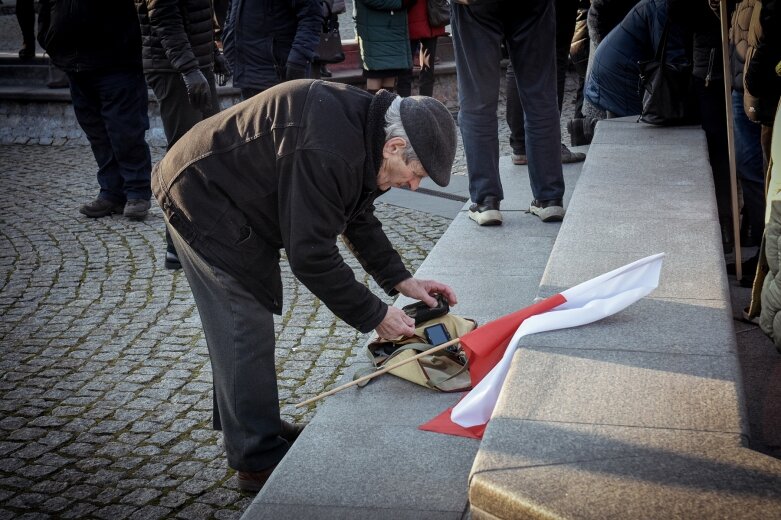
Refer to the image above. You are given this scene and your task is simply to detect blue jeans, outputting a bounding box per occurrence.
[68,69,152,203]
[452,0,564,204]
[732,90,765,236]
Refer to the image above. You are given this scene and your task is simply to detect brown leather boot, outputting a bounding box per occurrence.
[237,464,277,493]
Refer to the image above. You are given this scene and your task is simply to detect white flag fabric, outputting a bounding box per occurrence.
[450,253,665,429]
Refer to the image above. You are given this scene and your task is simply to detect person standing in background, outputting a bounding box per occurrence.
[134,0,231,270]
[396,0,447,97]
[38,0,153,221]
[223,0,322,100]
[354,0,416,93]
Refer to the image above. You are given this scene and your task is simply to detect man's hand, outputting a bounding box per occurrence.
[394,277,458,308]
[181,69,212,112]
[375,305,416,339]
[214,52,232,86]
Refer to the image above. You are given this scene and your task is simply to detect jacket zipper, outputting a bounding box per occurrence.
[705,49,715,88]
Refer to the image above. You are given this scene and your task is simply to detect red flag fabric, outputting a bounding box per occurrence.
[420,293,567,438]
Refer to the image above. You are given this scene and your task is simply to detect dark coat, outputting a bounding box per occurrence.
[134,0,216,73]
[354,0,412,72]
[745,0,781,99]
[584,0,688,116]
[152,80,411,332]
[586,0,639,45]
[223,0,322,91]
[37,0,142,73]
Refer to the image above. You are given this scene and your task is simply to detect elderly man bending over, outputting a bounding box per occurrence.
[152,79,459,493]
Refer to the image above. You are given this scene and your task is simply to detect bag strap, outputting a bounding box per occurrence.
[655,16,671,64]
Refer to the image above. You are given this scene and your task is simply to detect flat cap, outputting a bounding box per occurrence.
[399,96,457,187]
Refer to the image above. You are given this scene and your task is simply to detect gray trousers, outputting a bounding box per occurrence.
[168,224,289,472]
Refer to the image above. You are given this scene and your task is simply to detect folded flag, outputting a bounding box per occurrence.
[419,253,665,439]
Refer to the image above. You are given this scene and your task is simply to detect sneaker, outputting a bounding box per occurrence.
[529,199,565,222]
[79,198,124,218]
[511,152,527,165]
[468,196,503,226]
[561,143,586,164]
[123,199,151,220]
[165,251,182,270]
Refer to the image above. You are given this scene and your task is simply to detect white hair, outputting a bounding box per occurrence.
[384,97,420,164]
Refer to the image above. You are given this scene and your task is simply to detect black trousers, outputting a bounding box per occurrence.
[506,0,579,154]
[397,37,439,97]
[146,69,219,253]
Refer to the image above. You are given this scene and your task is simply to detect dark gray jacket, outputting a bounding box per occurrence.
[152,80,411,332]
[135,0,216,73]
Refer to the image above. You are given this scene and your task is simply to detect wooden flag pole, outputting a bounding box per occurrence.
[720,0,743,280]
[295,336,462,408]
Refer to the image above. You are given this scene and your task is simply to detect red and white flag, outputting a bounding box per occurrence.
[420,253,665,439]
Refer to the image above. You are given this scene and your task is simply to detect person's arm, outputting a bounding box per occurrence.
[278,150,390,333]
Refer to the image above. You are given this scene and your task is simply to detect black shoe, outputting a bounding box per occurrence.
[280,419,308,444]
[319,64,332,78]
[529,199,565,222]
[468,196,502,226]
[79,198,124,218]
[726,254,759,287]
[165,251,182,270]
[123,199,150,220]
[18,44,34,61]
[561,143,586,164]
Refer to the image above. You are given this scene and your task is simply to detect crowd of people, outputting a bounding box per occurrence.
[21,0,781,497]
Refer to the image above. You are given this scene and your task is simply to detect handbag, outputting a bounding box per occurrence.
[427,0,450,28]
[359,313,477,392]
[637,20,692,125]
[315,4,345,64]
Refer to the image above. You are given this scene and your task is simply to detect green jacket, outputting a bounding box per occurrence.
[354,0,412,72]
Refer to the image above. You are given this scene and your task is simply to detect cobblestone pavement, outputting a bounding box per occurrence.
[0,7,583,516]
[0,143,452,519]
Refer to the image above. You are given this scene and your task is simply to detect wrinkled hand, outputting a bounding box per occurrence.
[285,62,307,82]
[375,305,416,339]
[214,52,232,86]
[181,69,212,112]
[394,277,458,308]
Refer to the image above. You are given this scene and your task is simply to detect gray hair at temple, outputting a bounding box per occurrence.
[384,96,420,165]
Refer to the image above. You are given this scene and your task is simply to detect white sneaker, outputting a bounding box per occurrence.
[468,196,503,226]
[529,199,565,222]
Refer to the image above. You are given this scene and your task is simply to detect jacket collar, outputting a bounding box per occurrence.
[364,89,397,194]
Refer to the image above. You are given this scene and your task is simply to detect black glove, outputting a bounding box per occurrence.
[181,69,212,112]
[285,62,308,82]
[400,0,418,9]
[214,52,232,87]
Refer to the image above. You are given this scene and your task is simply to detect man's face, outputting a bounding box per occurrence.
[377,137,428,191]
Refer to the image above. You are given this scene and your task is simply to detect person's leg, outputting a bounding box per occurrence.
[168,225,289,474]
[505,61,526,164]
[418,37,438,97]
[396,40,416,97]
[67,72,127,209]
[452,1,503,205]
[693,76,732,251]
[97,69,152,204]
[732,89,765,244]
[505,0,564,205]
[16,0,35,59]
[146,71,209,149]
[555,0,578,111]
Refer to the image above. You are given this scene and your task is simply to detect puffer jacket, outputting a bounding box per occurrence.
[223,0,322,91]
[152,80,411,332]
[744,0,781,123]
[407,0,446,39]
[587,0,639,45]
[730,0,758,92]
[37,0,142,73]
[354,0,412,71]
[135,0,215,73]
[759,97,781,352]
[584,0,688,116]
